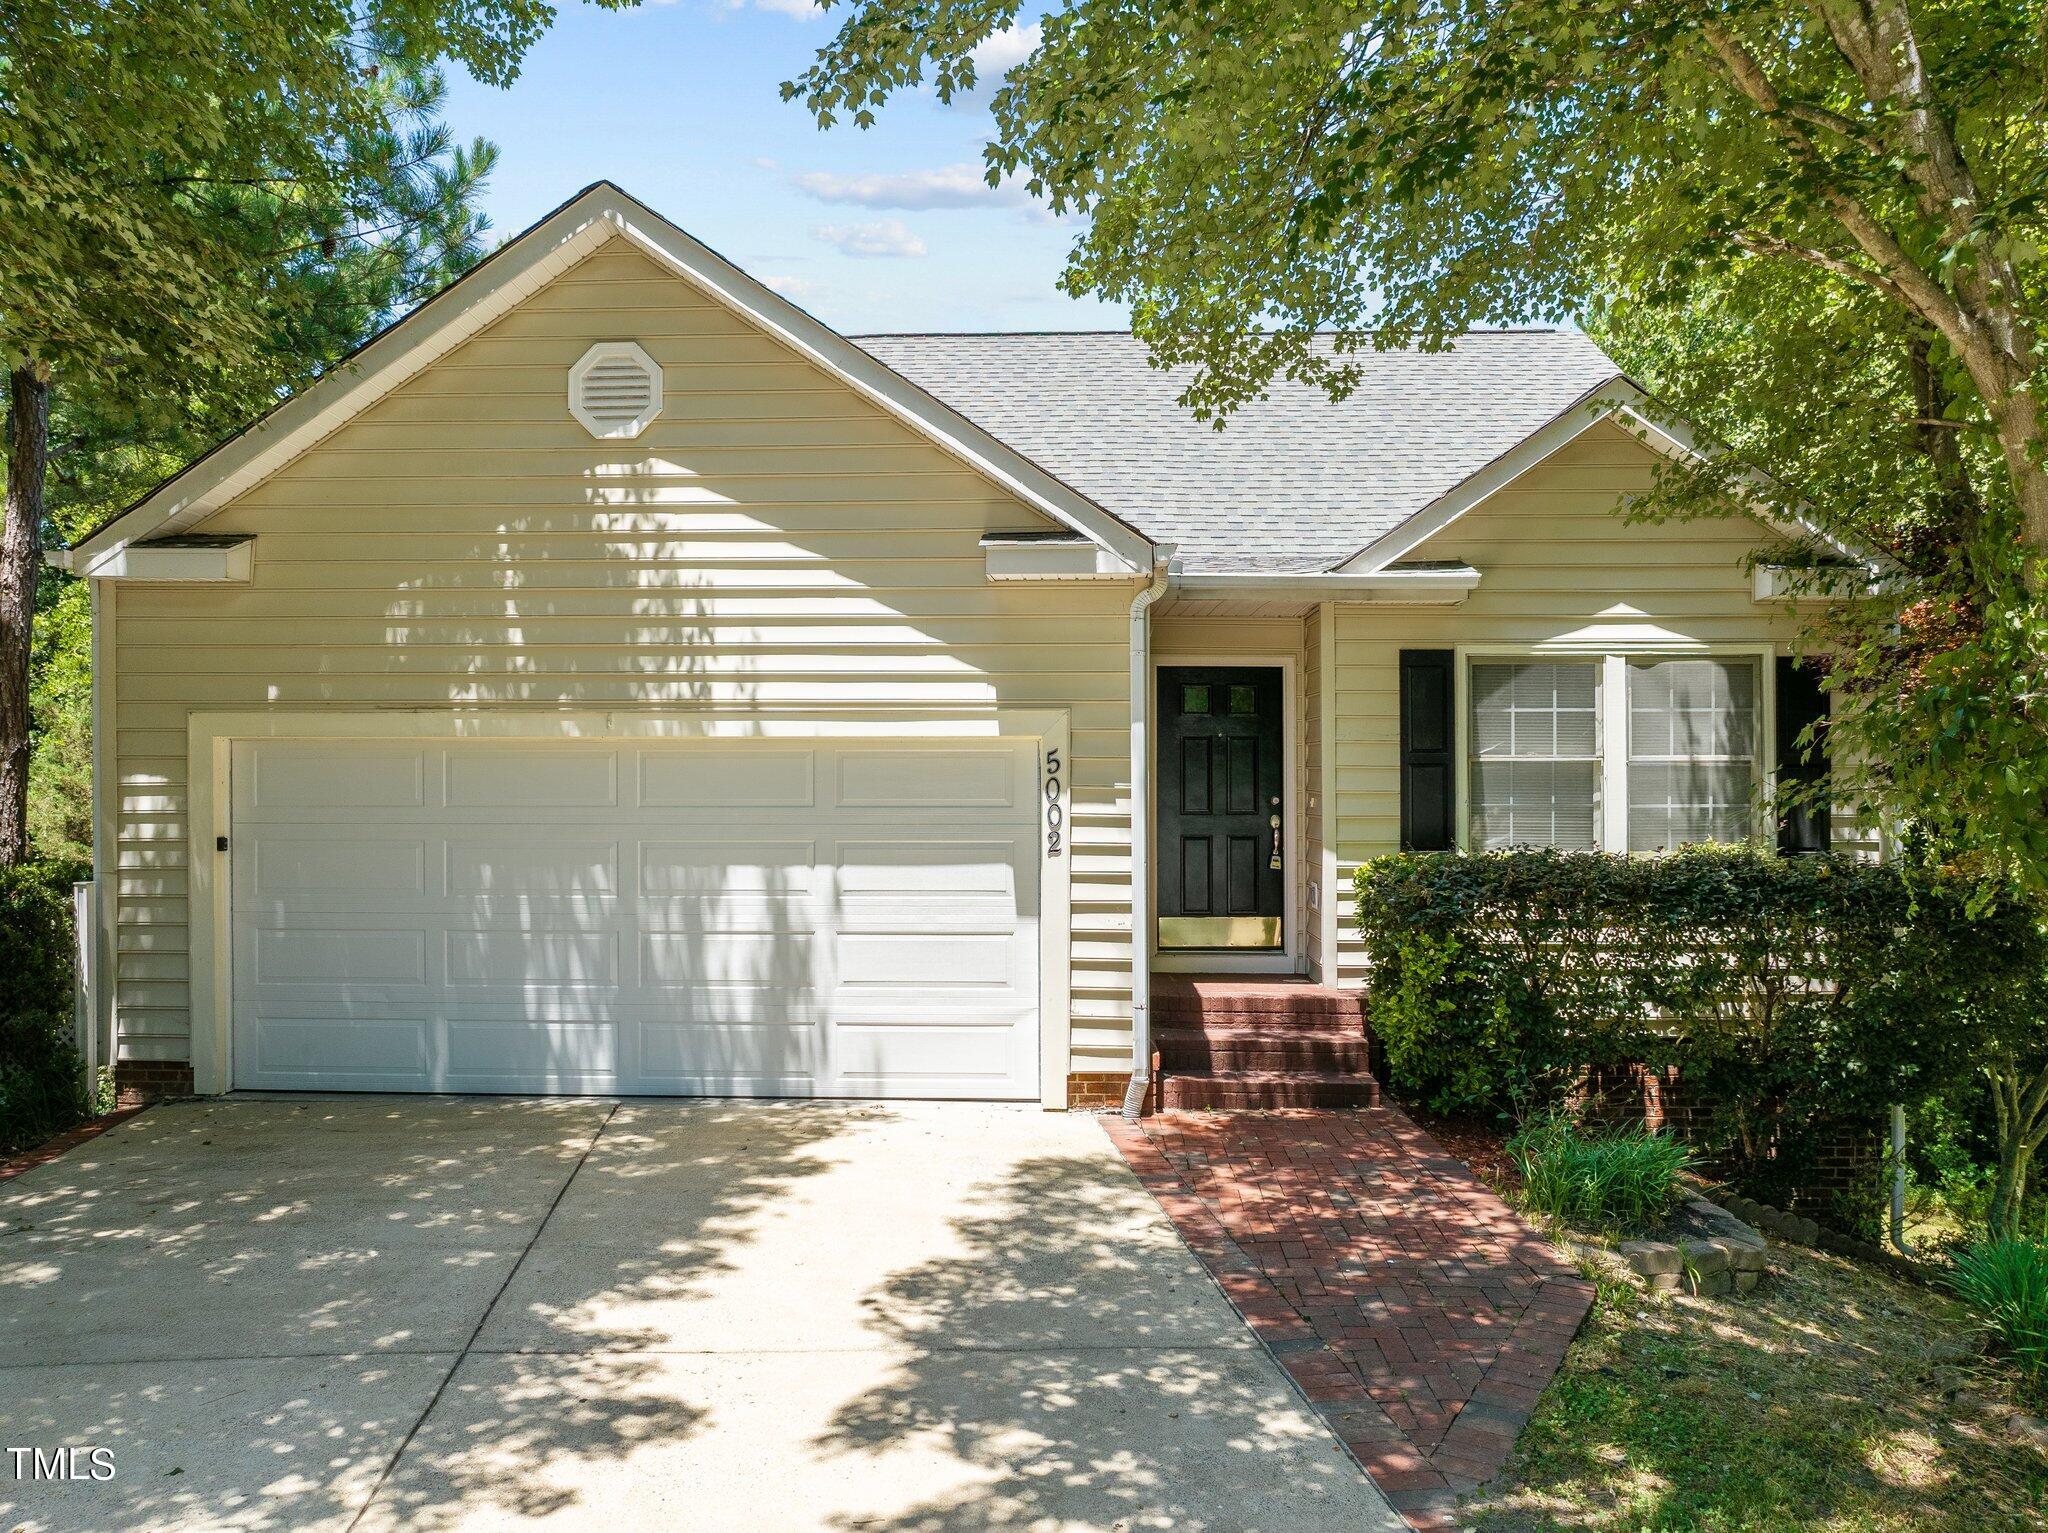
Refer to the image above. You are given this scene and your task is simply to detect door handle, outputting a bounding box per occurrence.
[1269,796,1282,870]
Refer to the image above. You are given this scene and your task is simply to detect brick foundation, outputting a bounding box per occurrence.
[1065,1071,1160,1113]
[113,1060,195,1108]
[1579,1062,1881,1223]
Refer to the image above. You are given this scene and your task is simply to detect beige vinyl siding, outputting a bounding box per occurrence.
[110,240,1140,1075]
[1327,420,1810,987]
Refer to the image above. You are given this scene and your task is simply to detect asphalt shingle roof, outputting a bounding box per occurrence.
[854,330,1623,573]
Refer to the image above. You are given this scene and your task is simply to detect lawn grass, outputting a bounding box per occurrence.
[1467,1237,2048,1531]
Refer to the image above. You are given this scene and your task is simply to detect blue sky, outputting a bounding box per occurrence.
[442,1,1128,333]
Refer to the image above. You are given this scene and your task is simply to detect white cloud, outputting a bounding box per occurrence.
[790,162,1033,211]
[686,0,824,18]
[762,274,824,300]
[970,23,1041,77]
[813,219,929,259]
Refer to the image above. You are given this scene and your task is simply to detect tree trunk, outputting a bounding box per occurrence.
[0,364,50,866]
[1988,1056,2048,1238]
[1991,1135,2031,1239]
[1907,333,1979,531]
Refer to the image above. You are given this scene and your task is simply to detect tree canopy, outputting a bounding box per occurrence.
[0,0,563,392]
[1,0,619,861]
[792,0,2048,890]
[792,0,2047,547]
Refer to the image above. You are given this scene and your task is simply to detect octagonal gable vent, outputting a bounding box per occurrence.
[569,341,663,439]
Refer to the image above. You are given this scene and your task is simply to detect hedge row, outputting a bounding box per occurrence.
[1354,847,2045,1198]
[0,859,90,1155]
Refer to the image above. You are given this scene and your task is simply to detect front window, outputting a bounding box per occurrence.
[1469,662,1599,850]
[1468,655,1761,852]
[1625,658,1758,852]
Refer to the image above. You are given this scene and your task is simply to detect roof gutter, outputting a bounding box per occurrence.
[1172,566,1481,603]
[1122,552,1172,1122]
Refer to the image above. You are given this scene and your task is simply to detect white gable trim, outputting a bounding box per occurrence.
[1337,379,1866,574]
[68,182,1152,575]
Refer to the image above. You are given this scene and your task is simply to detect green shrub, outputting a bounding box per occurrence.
[1508,1114,1695,1233]
[1947,1238,2048,1384]
[1354,848,2043,1203]
[0,859,90,1155]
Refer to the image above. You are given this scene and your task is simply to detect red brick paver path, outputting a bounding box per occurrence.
[1105,1106,1594,1531]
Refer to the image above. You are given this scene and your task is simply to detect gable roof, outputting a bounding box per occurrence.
[857,330,1624,573]
[63,180,1844,586]
[65,182,1154,575]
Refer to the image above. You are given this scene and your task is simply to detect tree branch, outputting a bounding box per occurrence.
[1778,99,1886,156]
[1805,0,1987,247]
[1699,22,1981,354]
[1730,230,1909,305]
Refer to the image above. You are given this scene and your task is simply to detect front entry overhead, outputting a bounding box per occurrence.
[1157,667,1286,951]
[228,739,1041,1099]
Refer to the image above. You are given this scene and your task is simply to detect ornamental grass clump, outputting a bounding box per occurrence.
[1509,1115,1695,1234]
[1947,1238,2048,1385]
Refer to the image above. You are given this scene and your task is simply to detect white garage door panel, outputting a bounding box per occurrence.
[638,839,816,897]
[639,1020,821,1079]
[640,750,815,808]
[449,840,622,897]
[252,926,425,985]
[447,749,620,808]
[836,748,1018,807]
[252,748,427,809]
[445,1020,618,1082]
[253,1017,431,1078]
[230,739,1040,1099]
[257,838,428,897]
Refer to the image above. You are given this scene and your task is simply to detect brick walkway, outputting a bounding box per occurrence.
[1104,1107,1594,1531]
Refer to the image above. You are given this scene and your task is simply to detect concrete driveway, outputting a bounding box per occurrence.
[1,1099,1402,1532]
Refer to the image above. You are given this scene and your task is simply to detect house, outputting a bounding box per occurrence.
[54,182,1852,1112]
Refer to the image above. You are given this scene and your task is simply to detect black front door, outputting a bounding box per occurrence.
[1157,666,1284,950]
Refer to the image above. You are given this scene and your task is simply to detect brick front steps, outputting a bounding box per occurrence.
[1151,973,1379,1112]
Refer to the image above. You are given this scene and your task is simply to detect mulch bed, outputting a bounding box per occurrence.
[1404,1106,1518,1192]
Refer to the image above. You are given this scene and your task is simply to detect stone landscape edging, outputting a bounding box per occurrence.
[1693,1181,1936,1285]
[1617,1194,1768,1296]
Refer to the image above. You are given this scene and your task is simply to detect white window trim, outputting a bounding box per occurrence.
[1453,644,1777,855]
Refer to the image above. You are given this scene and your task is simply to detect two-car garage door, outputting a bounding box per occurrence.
[228,738,1041,1099]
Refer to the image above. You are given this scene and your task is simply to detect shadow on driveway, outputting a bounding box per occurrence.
[3,1099,1401,1532]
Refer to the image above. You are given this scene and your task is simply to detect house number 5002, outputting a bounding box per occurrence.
[1043,747,1064,857]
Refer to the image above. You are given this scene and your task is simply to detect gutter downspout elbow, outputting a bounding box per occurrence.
[1122,556,1172,1122]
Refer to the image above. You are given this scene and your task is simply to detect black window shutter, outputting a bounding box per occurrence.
[1400,649,1457,851]
[1775,656,1831,854]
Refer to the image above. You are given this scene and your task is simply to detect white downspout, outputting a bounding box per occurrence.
[1122,555,1172,1121]
[88,577,116,1095]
